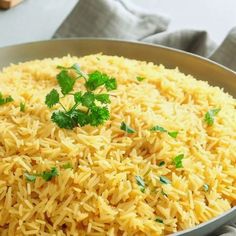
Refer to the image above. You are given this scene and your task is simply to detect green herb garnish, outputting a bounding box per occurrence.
[25,167,58,182]
[155,217,164,223]
[120,122,136,134]
[45,64,117,129]
[20,102,26,112]
[135,175,145,193]
[160,176,171,184]
[158,161,165,166]
[168,131,178,138]
[85,71,117,91]
[45,89,60,108]
[62,163,73,169]
[150,125,167,132]
[150,125,178,138]
[0,92,14,105]
[41,167,58,181]
[136,76,145,82]
[24,173,37,182]
[203,184,209,192]
[204,108,221,125]
[173,154,184,168]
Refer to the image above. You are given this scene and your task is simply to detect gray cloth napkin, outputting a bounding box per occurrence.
[54,0,236,234]
[54,0,236,71]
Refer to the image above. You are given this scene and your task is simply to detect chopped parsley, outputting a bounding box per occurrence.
[136,76,145,82]
[155,217,164,223]
[168,131,178,138]
[160,176,171,184]
[45,64,117,129]
[41,167,58,181]
[150,125,178,138]
[62,163,73,169]
[20,102,26,112]
[173,154,184,168]
[135,175,145,193]
[203,184,209,192]
[120,122,136,134]
[158,161,165,167]
[24,167,58,182]
[150,125,167,132]
[204,108,221,125]
[0,92,14,105]
[24,173,37,182]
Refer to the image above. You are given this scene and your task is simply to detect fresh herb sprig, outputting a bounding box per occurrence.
[45,64,117,129]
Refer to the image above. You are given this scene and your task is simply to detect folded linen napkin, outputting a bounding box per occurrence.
[53,0,236,235]
[54,0,236,71]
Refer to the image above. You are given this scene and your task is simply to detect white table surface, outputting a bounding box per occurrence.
[0,0,235,47]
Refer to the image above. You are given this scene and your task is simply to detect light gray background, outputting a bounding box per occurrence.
[0,0,236,47]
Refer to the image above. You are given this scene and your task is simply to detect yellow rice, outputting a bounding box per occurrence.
[0,54,236,236]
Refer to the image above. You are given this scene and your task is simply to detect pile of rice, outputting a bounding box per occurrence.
[0,54,236,236]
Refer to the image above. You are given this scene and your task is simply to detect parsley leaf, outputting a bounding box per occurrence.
[51,110,77,129]
[204,108,221,125]
[69,109,90,127]
[25,167,58,182]
[20,102,26,112]
[155,218,164,224]
[86,71,117,91]
[203,184,209,192]
[136,76,145,82]
[120,122,136,134]
[135,175,145,193]
[89,106,109,126]
[56,70,75,95]
[86,71,109,91]
[0,92,14,105]
[173,154,184,168]
[62,163,73,169]
[74,91,82,103]
[168,131,178,138]
[24,173,36,182]
[41,167,58,181]
[151,125,178,139]
[95,94,111,104]
[160,176,171,184]
[81,92,95,108]
[150,125,167,132]
[105,78,117,91]
[45,89,60,108]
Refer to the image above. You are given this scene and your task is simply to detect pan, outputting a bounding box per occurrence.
[0,38,236,236]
